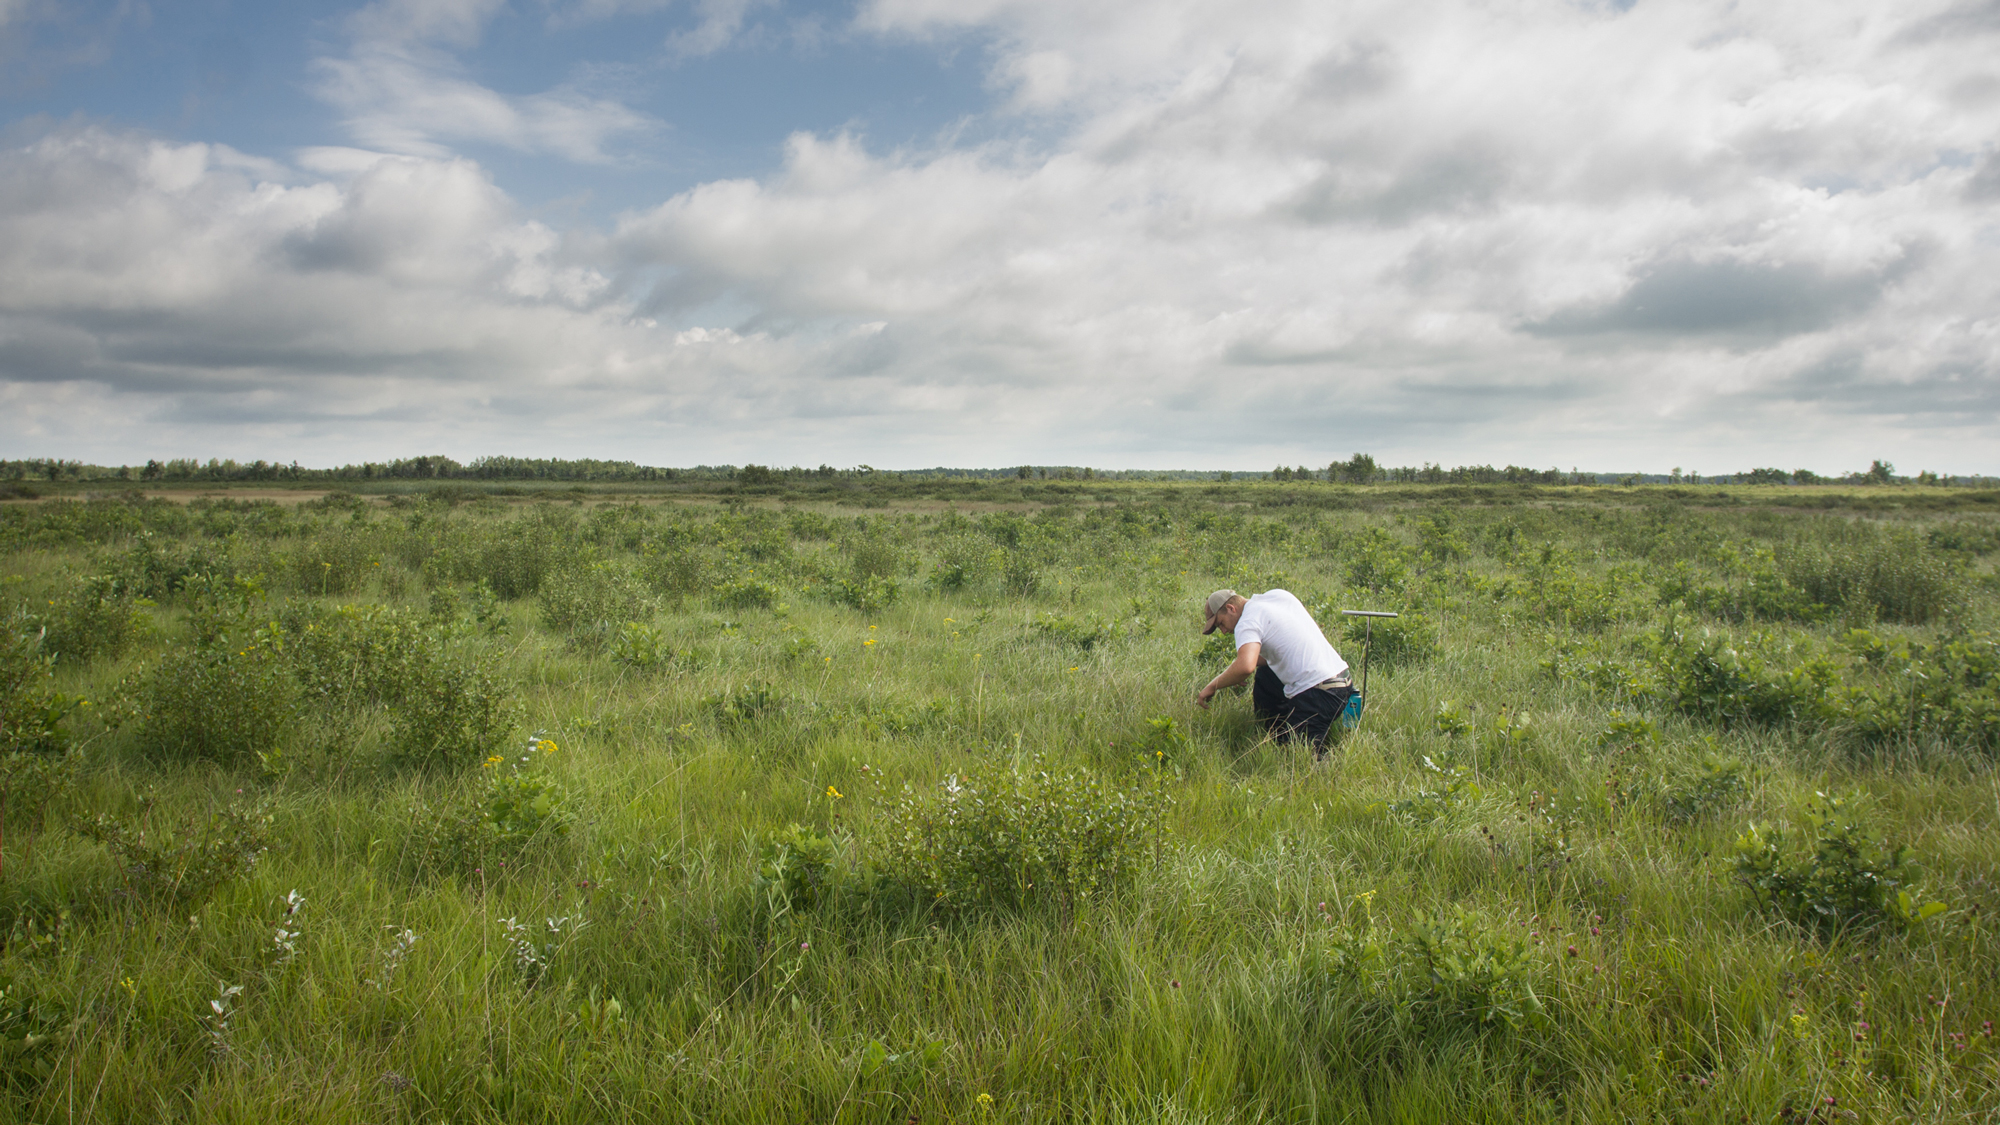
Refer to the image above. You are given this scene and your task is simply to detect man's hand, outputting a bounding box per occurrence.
[1197,641,1261,708]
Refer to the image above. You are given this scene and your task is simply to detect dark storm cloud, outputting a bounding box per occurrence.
[1527,256,1897,340]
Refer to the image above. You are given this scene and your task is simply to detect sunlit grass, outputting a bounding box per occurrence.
[1,490,1997,1121]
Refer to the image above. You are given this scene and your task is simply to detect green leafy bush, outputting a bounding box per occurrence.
[1030,611,1115,650]
[133,623,300,766]
[1781,527,1962,625]
[275,601,516,768]
[388,654,515,769]
[1839,628,1999,751]
[714,575,781,610]
[1730,793,1939,938]
[1657,553,1831,624]
[874,758,1161,913]
[755,822,838,914]
[927,533,992,591]
[1316,907,1548,1035]
[29,573,145,665]
[408,735,574,878]
[1649,627,1841,727]
[1,620,84,848]
[77,804,271,910]
[1342,609,1438,668]
[1001,549,1041,596]
[707,682,786,727]
[609,621,673,671]
[830,573,900,612]
[538,561,652,647]
[637,539,707,604]
[1660,754,1748,822]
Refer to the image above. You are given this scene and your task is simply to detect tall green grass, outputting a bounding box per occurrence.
[1,492,1996,1122]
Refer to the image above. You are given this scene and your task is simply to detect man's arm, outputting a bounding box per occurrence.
[1196,641,1262,708]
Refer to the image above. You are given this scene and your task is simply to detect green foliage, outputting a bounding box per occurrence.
[538,560,653,647]
[1342,610,1438,668]
[845,533,903,581]
[408,735,573,878]
[76,804,271,910]
[387,653,515,769]
[1649,626,1841,728]
[1927,519,2000,557]
[1030,611,1115,650]
[714,575,781,610]
[637,540,707,604]
[1344,532,1411,593]
[1658,552,1831,624]
[875,758,1161,912]
[1384,745,1482,824]
[755,823,838,914]
[830,573,901,612]
[609,621,673,671]
[1730,793,1938,938]
[707,682,785,727]
[0,972,68,1094]
[25,573,145,665]
[1781,527,1963,625]
[427,579,508,635]
[1317,907,1547,1035]
[133,623,300,766]
[276,601,517,768]
[1839,628,2000,751]
[0,622,83,758]
[927,532,992,591]
[1661,754,1748,822]
[1133,715,1190,766]
[1001,549,1041,596]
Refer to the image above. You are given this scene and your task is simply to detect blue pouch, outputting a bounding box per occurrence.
[1339,691,1366,729]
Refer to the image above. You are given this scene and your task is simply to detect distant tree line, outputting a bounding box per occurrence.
[0,454,1987,488]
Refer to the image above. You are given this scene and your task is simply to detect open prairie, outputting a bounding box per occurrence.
[3,479,1998,1122]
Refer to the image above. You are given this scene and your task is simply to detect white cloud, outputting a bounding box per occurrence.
[313,0,656,162]
[3,0,1998,471]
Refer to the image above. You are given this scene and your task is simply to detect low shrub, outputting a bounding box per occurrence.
[714,575,781,610]
[1649,627,1841,728]
[609,621,673,671]
[1313,906,1548,1037]
[1341,609,1438,669]
[754,822,838,915]
[76,804,271,910]
[830,573,900,612]
[133,624,300,767]
[1781,527,1962,625]
[29,573,145,665]
[1,620,84,849]
[1839,628,2000,751]
[927,533,993,591]
[1660,754,1749,822]
[1030,611,1115,650]
[538,561,653,647]
[873,757,1162,913]
[1001,549,1040,596]
[407,735,574,878]
[1730,792,1941,938]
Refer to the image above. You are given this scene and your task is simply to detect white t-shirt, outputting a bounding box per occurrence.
[1233,589,1348,698]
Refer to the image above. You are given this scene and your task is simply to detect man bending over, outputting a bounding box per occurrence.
[1195,588,1354,759]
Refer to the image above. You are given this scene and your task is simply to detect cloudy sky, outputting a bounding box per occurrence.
[0,0,1995,473]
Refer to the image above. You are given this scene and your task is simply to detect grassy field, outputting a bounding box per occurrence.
[2,480,1999,1123]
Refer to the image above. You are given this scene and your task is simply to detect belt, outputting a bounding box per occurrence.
[1314,674,1353,691]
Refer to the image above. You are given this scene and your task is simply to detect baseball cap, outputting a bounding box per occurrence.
[1202,589,1237,634]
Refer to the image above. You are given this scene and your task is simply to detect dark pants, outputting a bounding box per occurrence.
[1253,665,1351,755]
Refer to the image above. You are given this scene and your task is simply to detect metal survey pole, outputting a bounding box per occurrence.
[1339,609,1399,728]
